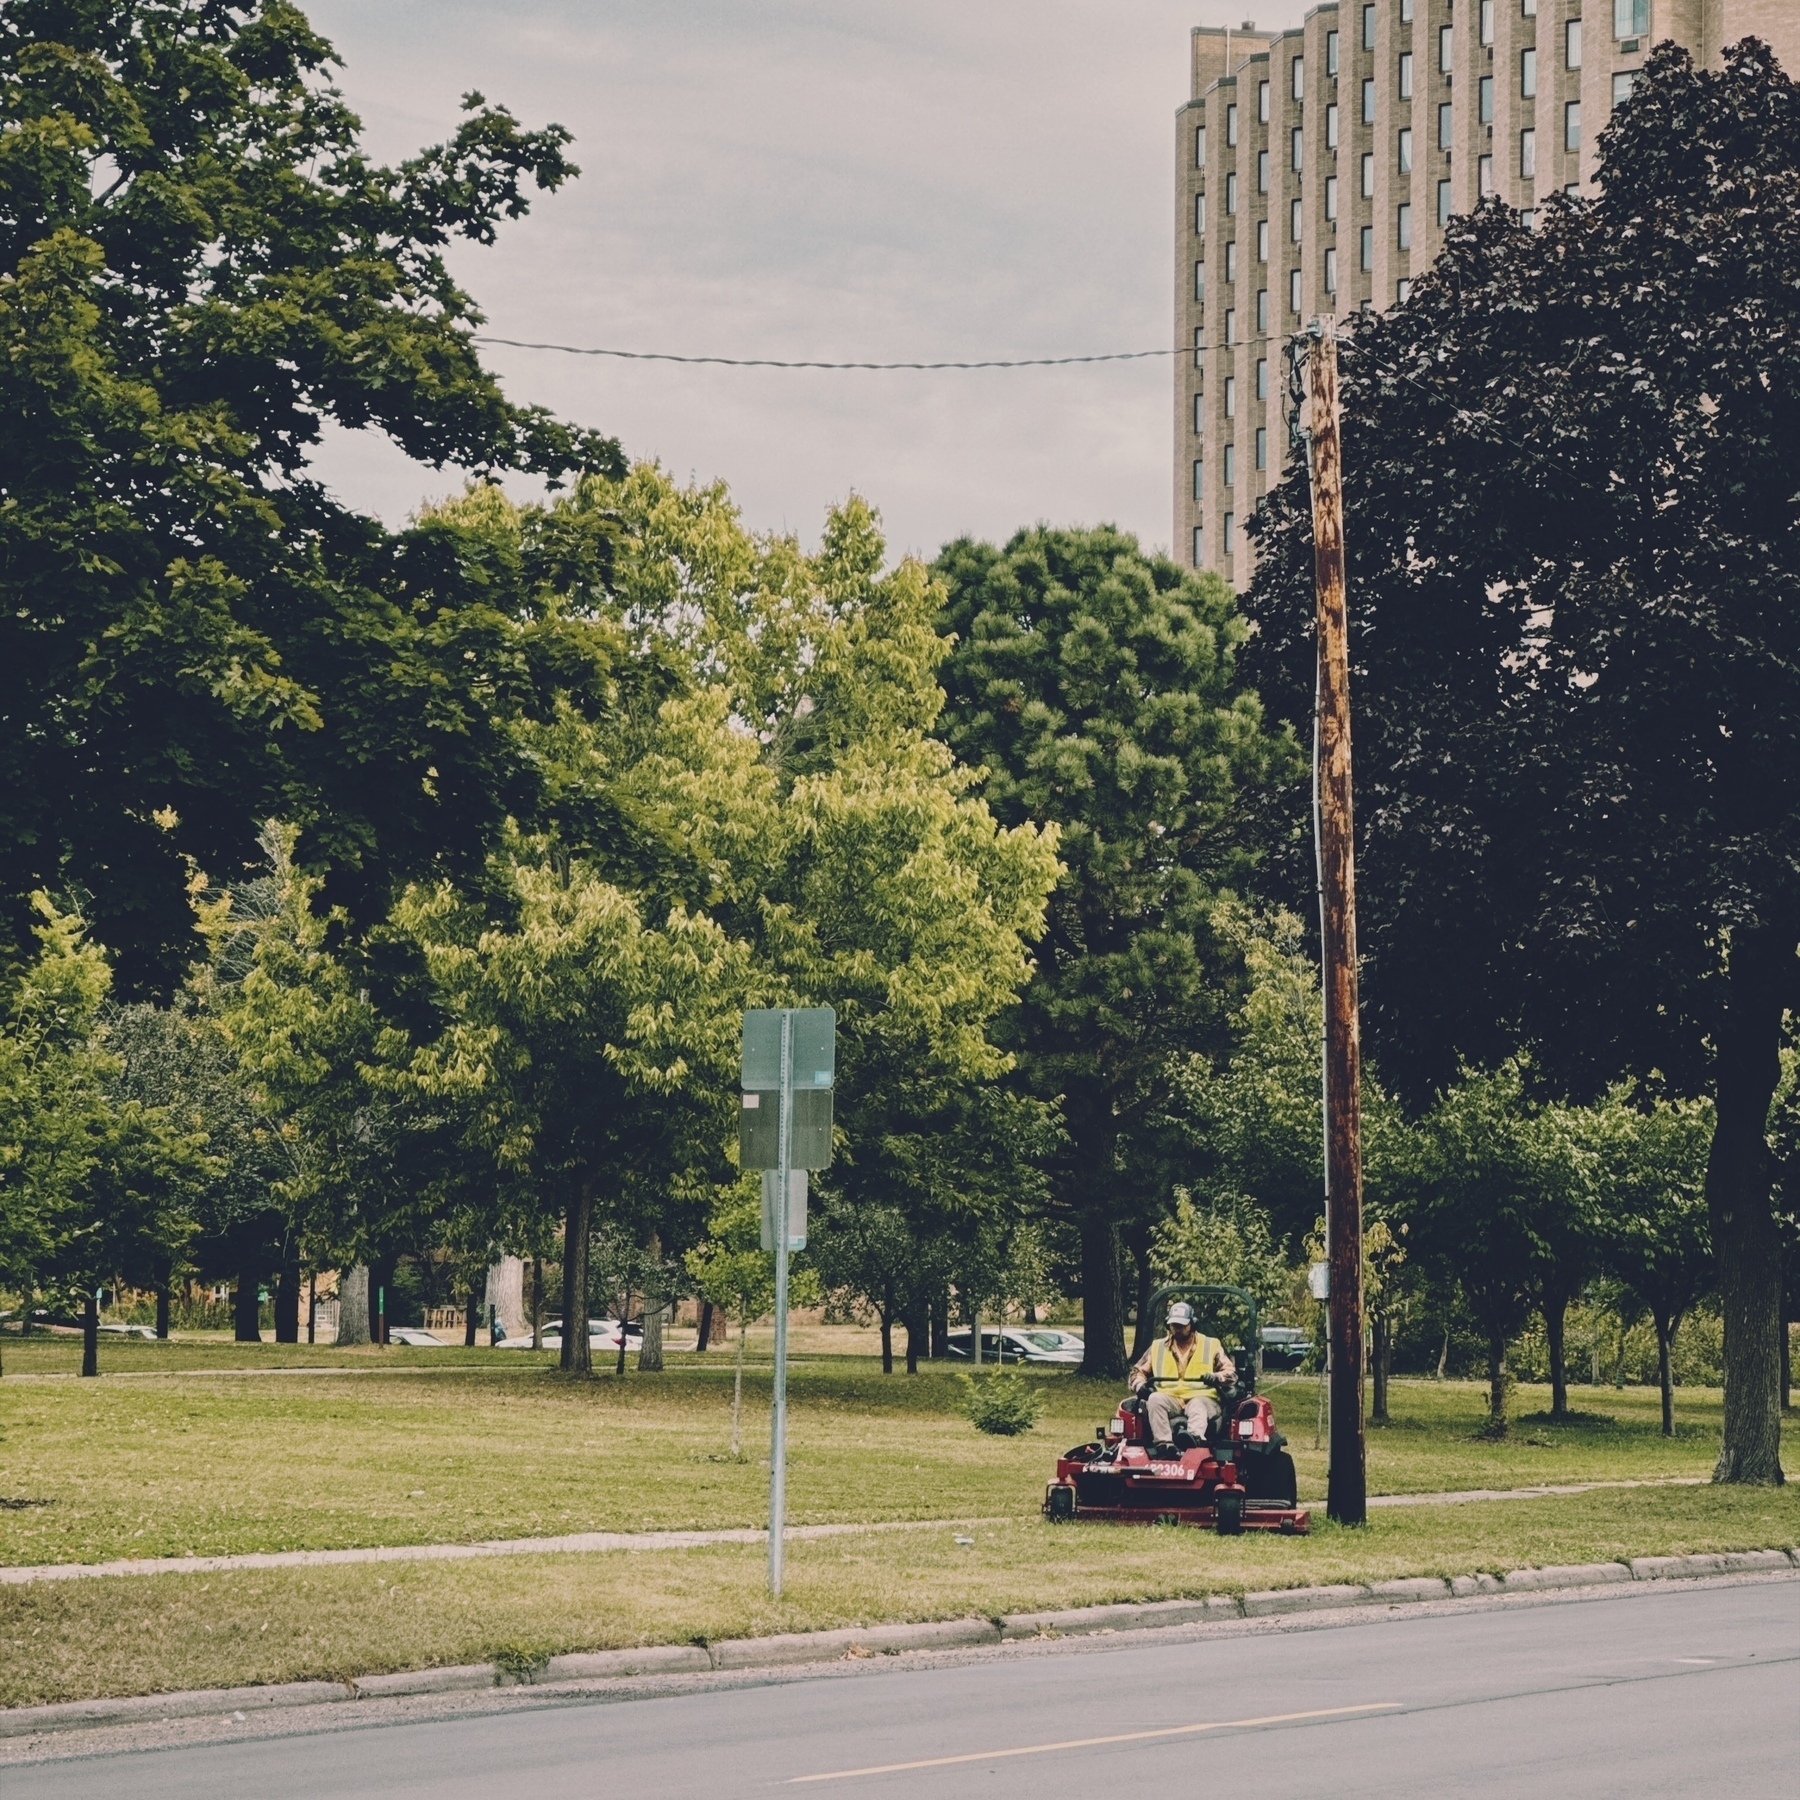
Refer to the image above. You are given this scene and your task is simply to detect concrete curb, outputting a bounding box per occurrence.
[3,1545,1793,1740]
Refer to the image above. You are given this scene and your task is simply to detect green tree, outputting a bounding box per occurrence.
[0,0,620,992]
[1243,41,1799,1482]
[935,526,1299,1377]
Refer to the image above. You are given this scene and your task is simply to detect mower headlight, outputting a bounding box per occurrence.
[1238,1420,1256,1438]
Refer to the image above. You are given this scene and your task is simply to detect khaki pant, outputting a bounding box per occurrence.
[1146,1388,1220,1443]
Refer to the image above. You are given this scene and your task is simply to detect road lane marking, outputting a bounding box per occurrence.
[789,1701,1402,1782]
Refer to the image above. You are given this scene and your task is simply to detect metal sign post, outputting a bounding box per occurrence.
[741,1007,835,1599]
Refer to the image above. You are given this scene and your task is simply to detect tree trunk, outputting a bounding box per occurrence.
[81,1285,99,1378]
[697,1300,714,1353]
[616,1291,631,1377]
[1706,928,1789,1485]
[1782,1319,1792,1413]
[274,1251,301,1344]
[560,1178,595,1375]
[1654,1307,1676,1438]
[532,1257,543,1352]
[904,1305,922,1375]
[367,1254,396,1346]
[1078,1209,1128,1381]
[880,1285,894,1375]
[1435,1328,1448,1381]
[464,1289,479,1347]
[1127,1225,1156,1363]
[234,1261,262,1343]
[336,1266,370,1346]
[1484,1332,1508,1437]
[931,1292,948,1359]
[731,1315,747,1458]
[639,1302,665,1372]
[1544,1289,1569,1421]
[155,1270,171,1341]
[1371,1312,1390,1424]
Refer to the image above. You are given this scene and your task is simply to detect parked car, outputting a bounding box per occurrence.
[501,1317,642,1349]
[96,1322,159,1340]
[388,1327,446,1347]
[943,1327,1084,1366]
[1258,1325,1313,1371]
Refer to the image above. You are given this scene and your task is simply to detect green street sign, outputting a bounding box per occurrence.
[740,1007,835,1090]
[739,1007,836,1170]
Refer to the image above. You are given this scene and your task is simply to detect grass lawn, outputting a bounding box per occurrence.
[2,1484,1795,1709]
[0,1340,1741,1566]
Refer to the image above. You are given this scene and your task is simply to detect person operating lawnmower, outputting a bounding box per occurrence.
[1130,1300,1235,1449]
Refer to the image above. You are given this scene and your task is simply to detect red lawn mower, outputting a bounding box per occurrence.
[1043,1283,1310,1535]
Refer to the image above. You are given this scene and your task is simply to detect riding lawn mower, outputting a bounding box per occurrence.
[1043,1284,1311,1535]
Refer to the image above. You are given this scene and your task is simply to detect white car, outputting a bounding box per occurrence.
[499,1317,641,1349]
[943,1327,1084,1366]
[388,1327,446,1347]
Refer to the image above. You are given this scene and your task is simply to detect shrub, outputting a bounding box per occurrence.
[961,1369,1044,1435]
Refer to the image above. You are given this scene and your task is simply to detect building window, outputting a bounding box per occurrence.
[1292,55,1305,100]
[1195,124,1207,165]
[1255,426,1268,470]
[1193,459,1205,500]
[1256,217,1269,261]
[1612,69,1638,105]
[1362,77,1376,123]
[1325,174,1339,219]
[1289,266,1302,311]
[1614,0,1648,34]
[1324,245,1338,292]
[1399,51,1414,98]
[1479,0,1495,46]
[1521,0,1536,14]
[1226,171,1238,213]
[1258,148,1271,192]
[1564,99,1581,151]
[1195,260,1206,300]
[1400,0,1414,20]
[1291,196,1303,241]
[1361,151,1375,197]
[1194,393,1205,432]
[1326,30,1339,76]
[1519,206,1537,230]
[1291,126,1305,170]
[1519,128,1536,177]
[1259,79,1271,123]
[1223,442,1236,485]
[1396,201,1413,248]
[1194,326,1204,365]
[1195,192,1207,234]
[1439,24,1454,72]
[1225,239,1238,282]
[1479,75,1495,123]
[1256,287,1268,331]
[1362,4,1376,50]
[1326,103,1340,150]
[1224,511,1235,553]
[1396,276,1413,300]
[1438,101,1454,149]
[1255,356,1269,399]
[1192,525,1204,567]
[1398,126,1413,172]
[1359,223,1374,269]
[1478,153,1494,196]
[1226,103,1239,146]
[1566,18,1582,69]
[1520,47,1537,97]
[1437,178,1452,225]
[1224,374,1236,418]
[1224,307,1236,344]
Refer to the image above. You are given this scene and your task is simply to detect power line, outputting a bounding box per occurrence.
[472,333,1278,370]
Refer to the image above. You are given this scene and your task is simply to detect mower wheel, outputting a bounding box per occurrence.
[1046,1484,1076,1522]
[1215,1491,1244,1536]
[1245,1449,1298,1507]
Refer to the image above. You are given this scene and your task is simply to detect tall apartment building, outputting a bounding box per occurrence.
[1175,1,1800,585]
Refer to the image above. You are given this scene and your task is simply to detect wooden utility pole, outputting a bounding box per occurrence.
[1307,317,1367,1527]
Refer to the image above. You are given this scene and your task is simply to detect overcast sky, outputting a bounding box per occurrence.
[304,0,1308,561]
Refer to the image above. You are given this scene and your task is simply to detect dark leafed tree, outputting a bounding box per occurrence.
[0,0,621,993]
[1243,40,1799,1481]
[935,526,1300,1378]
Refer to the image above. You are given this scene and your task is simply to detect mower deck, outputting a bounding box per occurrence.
[1045,1441,1310,1535]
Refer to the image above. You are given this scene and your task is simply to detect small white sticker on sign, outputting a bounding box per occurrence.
[742,1093,760,1109]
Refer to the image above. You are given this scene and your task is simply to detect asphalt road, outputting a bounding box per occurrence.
[15,1580,1798,1799]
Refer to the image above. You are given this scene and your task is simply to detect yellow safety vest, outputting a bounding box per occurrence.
[1149,1333,1222,1401]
